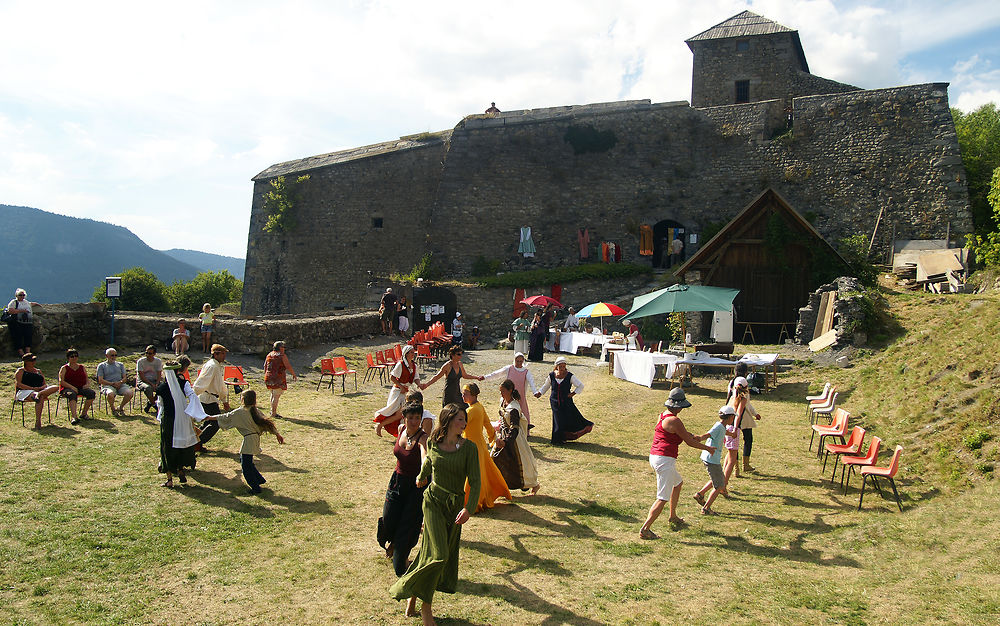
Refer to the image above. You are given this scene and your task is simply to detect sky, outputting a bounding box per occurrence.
[1,0,999,259]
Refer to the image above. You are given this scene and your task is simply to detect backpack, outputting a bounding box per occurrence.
[746,372,766,394]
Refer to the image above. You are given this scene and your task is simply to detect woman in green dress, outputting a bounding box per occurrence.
[390,403,481,625]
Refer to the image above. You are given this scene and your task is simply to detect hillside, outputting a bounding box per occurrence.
[0,204,200,303]
[160,248,245,280]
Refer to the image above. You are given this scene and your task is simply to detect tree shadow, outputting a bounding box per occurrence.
[457,578,606,626]
[681,528,861,568]
[726,511,855,535]
[281,416,343,431]
[463,533,572,577]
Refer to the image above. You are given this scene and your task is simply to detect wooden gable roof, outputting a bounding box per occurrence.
[675,187,848,281]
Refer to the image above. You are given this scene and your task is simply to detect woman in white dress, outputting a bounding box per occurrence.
[374,345,420,438]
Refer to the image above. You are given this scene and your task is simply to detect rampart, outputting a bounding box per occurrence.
[243,83,972,315]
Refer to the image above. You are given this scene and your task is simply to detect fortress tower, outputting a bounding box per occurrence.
[686,10,857,107]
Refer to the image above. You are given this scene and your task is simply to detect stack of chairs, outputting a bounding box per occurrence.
[805,382,905,511]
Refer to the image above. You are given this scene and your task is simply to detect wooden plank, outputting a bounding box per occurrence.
[813,291,835,339]
[916,251,963,281]
[821,290,837,334]
[809,329,838,351]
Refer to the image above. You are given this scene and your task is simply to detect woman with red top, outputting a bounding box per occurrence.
[58,348,96,425]
[375,345,421,437]
[639,387,715,539]
[377,403,428,576]
[263,341,297,418]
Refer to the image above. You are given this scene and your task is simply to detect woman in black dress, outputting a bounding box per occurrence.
[526,310,546,362]
[157,356,208,488]
[534,356,593,444]
[421,346,482,408]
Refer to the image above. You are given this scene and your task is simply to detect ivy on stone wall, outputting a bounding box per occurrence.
[263,174,310,233]
[564,124,617,155]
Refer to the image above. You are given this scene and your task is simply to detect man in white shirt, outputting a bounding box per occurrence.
[451,312,464,346]
[135,344,164,414]
[193,343,231,450]
[97,348,133,417]
[562,307,579,332]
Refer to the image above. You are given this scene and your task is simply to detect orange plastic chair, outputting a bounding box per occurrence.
[394,344,403,362]
[810,407,848,452]
[365,353,387,385]
[823,426,865,478]
[858,445,904,511]
[840,436,881,494]
[383,349,398,366]
[331,356,357,392]
[415,343,433,370]
[317,358,336,391]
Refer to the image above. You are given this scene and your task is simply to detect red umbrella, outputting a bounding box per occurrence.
[520,295,563,308]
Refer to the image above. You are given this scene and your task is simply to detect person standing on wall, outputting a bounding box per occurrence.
[5,288,39,357]
[193,344,230,451]
[199,303,215,353]
[379,288,397,335]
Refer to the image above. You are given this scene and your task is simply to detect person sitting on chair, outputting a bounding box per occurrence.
[97,347,134,417]
[172,320,191,355]
[15,353,59,429]
[136,344,164,414]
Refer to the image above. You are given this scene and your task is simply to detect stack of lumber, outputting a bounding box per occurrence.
[916,250,966,293]
[809,291,837,352]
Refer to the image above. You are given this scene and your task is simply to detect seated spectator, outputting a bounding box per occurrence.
[172,320,190,355]
[467,325,480,349]
[59,348,96,425]
[97,347,134,417]
[15,353,59,429]
[135,344,163,414]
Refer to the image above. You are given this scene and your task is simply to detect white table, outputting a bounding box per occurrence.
[546,330,602,354]
[739,353,779,388]
[613,350,683,388]
[675,353,739,385]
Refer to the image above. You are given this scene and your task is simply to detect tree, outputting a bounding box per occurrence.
[970,168,1000,266]
[952,103,1000,234]
[91,267,170,312]
[166,270,243,314]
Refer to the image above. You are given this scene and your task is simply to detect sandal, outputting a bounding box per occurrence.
[639,528,659,540]
[693,492,706,506]
[161,480,174,488]
[701,507,717,515]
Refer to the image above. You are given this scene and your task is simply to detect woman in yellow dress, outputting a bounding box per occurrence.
[461,383,511,512]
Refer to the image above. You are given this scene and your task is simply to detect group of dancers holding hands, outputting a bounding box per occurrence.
[373,344,599,624]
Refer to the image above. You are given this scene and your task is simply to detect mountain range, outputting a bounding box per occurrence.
[1,204,245,304]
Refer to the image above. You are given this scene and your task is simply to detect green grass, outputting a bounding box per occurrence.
[3,289,1000,623]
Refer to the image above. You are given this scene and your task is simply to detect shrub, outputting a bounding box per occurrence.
[471,256,502,277]
[393,253,442,282]
[964,430,993,451]
[262,174,310,233]
[474,263,651,289]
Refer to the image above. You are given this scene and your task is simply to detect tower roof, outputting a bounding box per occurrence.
[685,10,808,72]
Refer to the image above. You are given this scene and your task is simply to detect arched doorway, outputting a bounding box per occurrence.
[411,286,458,333]
[652,220,687,268]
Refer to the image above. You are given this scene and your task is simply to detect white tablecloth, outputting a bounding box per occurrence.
[739,353,778,367]
[546,330,608,354]
[676,353,739,369]
[613,351,682,388]
[600,339,633,360]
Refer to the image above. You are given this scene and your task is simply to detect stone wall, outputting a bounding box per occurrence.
[2,304,380,357]
[795,276,865,345]
[244,84,972,316]
[689,33,857,108]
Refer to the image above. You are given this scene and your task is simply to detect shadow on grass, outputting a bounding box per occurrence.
[182,468,335,516]
[463,533,571,576]
[682,528,861,568]
[564,441,646,461]
[258,453,308,474]
[458,578,606,626]
[78,417,118,431]
[488,494,637,540]
[36,424,79,438]
[281,416,343,431]
[727,511,853,534]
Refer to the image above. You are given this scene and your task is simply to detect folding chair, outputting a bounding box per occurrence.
[823,426,865,477]
[805,382,832,420]
[331,356,357,392]
[11,393,52,427]
[810,407,848,452]
[317,358,336,391]
[840,436,882,494]
[365,353,387,385]
[858,445,904,511]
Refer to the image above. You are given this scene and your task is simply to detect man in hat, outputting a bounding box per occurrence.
[451,311,464,346]
[379,288,397,335]
[639,387,715,538]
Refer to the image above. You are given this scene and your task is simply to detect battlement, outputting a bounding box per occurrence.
[457,99,687,130]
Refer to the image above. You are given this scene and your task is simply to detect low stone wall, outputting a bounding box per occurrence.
[2,304,381,357]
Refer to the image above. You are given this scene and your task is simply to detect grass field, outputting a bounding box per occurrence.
[3,289,1000,624]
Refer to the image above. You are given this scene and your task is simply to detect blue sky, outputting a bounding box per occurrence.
[1,0,998,258]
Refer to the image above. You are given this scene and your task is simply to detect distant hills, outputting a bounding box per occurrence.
[0,204,244,304]
[161,248,245,280]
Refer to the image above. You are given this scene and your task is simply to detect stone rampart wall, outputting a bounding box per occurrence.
[698,100,785,141]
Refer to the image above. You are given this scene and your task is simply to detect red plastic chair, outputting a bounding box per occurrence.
[331,356,357,392]
[223,365,250,396]
[317,358,336,391]
[858,445,904,511]
[415,343,433,370]
[383,349,398,366]
[823,426,865,478]
[365,353,386,385]
[393,344,403,362]
[840,436,881,494]
[810,407,848,452]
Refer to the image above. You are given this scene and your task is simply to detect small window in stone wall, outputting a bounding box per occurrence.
[736,40,749,52]
[735,80,750,104]
[372,217,384,229]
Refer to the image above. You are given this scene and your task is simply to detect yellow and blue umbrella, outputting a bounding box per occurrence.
[576,302,628,318]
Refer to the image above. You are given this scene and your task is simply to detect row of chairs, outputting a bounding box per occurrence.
[409,323,453,359]
[11,364,252,428]
[806,383,904,511]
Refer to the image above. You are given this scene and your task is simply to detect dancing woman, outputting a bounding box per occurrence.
[375,345,421,437]
[390,404,480,625]
[377,403,428,576]
[421,346,482,408]
[492,379,540,494]
[535,356,593,444]
[203,389,284,494]
[483,352,538,427]
[461,384,511,512]
[157,356,207,488]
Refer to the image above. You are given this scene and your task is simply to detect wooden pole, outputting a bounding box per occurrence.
[868,206,885,258]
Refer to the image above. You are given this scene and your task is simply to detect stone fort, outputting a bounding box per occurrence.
[242,11,972,316]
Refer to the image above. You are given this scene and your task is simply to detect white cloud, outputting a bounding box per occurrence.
[1,0,999,258]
